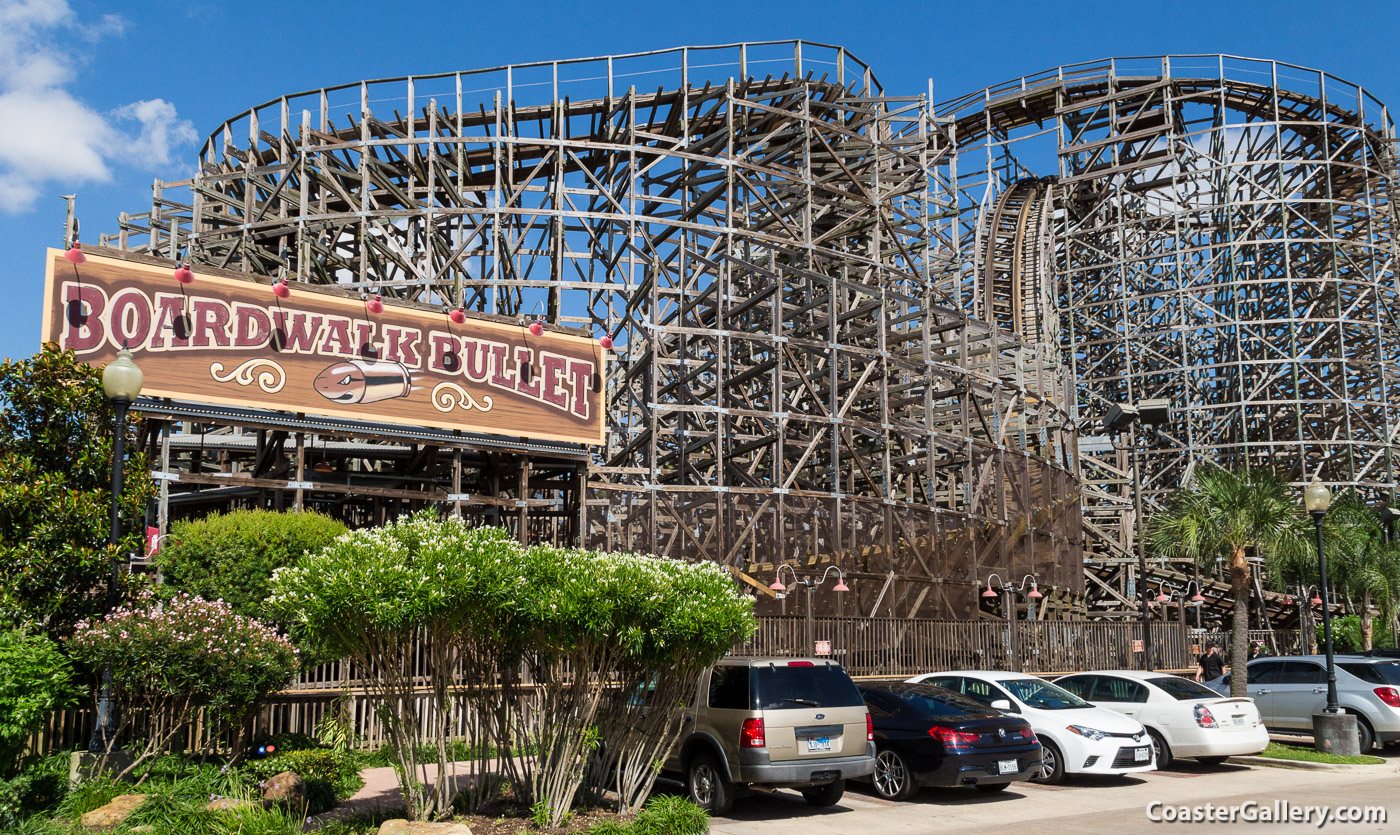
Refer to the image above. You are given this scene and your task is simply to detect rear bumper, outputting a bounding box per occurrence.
[737,745,876,786]
[1169,726,1270,758]
[915,747,1045,787]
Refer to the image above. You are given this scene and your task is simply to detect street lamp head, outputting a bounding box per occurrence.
[1311,592,1323,606]
[1154,589,1170,603]
[101,348,143,403]
[1304,478,1332,514]
[1027,583,1043,599]
[768,579,786,593]
[832,577,849,593]
[981,582,998,598]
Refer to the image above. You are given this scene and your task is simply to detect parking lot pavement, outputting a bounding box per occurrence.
[709,757,1399,834]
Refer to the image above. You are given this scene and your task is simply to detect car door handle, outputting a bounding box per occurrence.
[1311,688,1326,694]
[1255,689,1271,695]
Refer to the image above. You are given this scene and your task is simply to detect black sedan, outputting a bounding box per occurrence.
[858,682,1043,800]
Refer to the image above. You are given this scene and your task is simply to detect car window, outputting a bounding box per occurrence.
[1148,676,1223,700]
[1279,661,1327,685]
[1056,676,1096,699]
[898,686,997,717]
[862,691,899,718]
[1340,662,1400,685]
[918,675,961,692]
[752,664,863,710]
[960,678,1008,706]
[998,678,1091,710]
[1091,676,1148,703]
[708,666,751,710]
[1247,660,1285,684]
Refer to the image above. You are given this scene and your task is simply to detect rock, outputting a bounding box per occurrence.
[78,794,146,831]
[260,770,307,808]
[204,796,263,814]
[377,820,474,835]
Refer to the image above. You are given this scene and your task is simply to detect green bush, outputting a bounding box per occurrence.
[1317,615,1396,653]
[632,794,709,835]
[0,630,76,777]
[157,509,346,621]
[244,748,341,784]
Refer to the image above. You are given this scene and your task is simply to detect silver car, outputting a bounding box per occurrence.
[1203,655,1400,752]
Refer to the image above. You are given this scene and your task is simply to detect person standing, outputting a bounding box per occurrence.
[1196,641,1228,683]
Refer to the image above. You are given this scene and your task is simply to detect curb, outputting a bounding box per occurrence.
[1232,755,1395,774]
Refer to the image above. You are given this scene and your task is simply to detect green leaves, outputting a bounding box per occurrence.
[0,630,76,777]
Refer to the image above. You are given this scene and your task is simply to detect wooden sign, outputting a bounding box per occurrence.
[42,250,606,445]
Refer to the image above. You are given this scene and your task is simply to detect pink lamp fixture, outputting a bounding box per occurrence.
[981,582,997,598]
[599,335,614,350]
[528,320,544,336]
[64,241,87,264]
[365,294,384,315]
[832,577,850,593]
[272,278,291,299]
[174,262,194,284]
[449,307,467,324]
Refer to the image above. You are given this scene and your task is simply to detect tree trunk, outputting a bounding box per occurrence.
[1362,592,1374,651]
[1230,549,1250,698]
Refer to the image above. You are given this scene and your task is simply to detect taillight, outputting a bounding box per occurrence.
[929,726,980,748]
[740,718,766,748]
[867,712,874,742]
[1194,704,1218,728]
[1017,727,1035,739]
[1375,687,1400,708]
[787,661,814,667]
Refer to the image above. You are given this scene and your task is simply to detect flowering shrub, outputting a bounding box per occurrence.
[268,514,755,824]
[68,593,298,779]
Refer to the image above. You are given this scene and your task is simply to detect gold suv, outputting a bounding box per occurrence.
[669,657,876,814]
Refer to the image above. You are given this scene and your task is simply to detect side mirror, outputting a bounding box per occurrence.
[990,699,1014,711]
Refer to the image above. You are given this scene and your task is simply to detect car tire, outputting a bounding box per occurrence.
[975,782,1010,793]
[1147,728,1172,769]
[1350,713,1376,753]
[687,751,735,816]
[801,779,845,807]
[1196,756,1229,766]
[871,747,917,801]
[1032,737,1065,784]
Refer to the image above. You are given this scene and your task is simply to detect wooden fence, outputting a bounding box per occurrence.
[30,617,1302,755]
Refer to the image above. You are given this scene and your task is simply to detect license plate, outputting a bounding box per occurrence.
[1233,716,1245,726]
[998,758,1018,775]
[805,736,831,753]
[1134,747,1150,762]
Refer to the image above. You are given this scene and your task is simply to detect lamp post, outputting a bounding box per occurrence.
[1304,478,1359,755]
[88,348,143,753]
[770,565,849,654]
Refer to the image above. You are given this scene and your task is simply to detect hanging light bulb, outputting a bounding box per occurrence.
[528,320,544,337]
[365,294,384,314]
[599,335,614,350]
[449,307,467,324]
[64,241,87,264]
[174,262,194,284]
[272,279,291,299]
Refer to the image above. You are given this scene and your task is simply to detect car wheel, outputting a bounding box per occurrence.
[1351,714,1376,753]
[1196,756,1229,766]
[1147,729,1172,769]
[975,782,1010,793]
[872,748,917,801]
[1032,738,1065,784]
[687,751,735,816]
[801,779,845,807]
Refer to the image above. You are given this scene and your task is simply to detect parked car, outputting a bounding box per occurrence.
[908,670,1155,783]
[857,681,1043,800]
[668,657,876,814]
[1054,670,1268,767]
[1203,655,1400,752]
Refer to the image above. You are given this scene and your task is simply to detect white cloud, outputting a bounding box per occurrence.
[0,0,195,214]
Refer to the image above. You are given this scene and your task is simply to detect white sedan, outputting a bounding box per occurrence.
[1055,670,1268,767]
[908,670,1155,783]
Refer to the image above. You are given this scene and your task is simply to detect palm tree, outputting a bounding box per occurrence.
[1325,492,1400,650]
[1147,466,1309,697]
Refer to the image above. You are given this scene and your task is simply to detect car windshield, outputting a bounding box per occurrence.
[1148,676,1222,700]
[998,678,1090,710]
[898,687,996,717]
[752,664,863,710]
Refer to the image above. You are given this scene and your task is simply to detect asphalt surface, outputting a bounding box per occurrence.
[710,749,1400,834]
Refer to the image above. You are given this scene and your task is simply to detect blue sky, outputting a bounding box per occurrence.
[3,0,1398,362]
